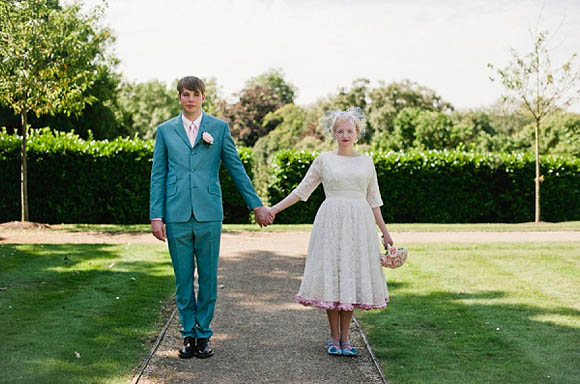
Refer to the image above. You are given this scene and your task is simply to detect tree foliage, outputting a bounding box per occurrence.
[252,104,326,196]
[0,65,123,139]
[368,79,454,137]
[118,79,180,139]
[314,78,454,148]
[219,70,296,146]
[0,0,114,117]
[522,112,580,157]
[221,85,285,147]
[0,0,116,221]
[245,68,296,104]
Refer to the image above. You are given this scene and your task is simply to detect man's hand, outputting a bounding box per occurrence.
[254,206,274,227]
[151,219,166,242]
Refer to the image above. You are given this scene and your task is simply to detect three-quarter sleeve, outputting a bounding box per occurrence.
[292,155,322,201]
[366,160,383,208]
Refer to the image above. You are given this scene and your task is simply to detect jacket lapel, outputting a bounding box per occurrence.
[194,112,210,148]
[173,113,192,148]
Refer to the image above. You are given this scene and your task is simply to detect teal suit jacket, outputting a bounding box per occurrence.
[150,113,262,223]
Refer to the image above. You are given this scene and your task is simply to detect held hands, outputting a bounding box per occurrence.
[254,206,275,227]
[151,220,166,242]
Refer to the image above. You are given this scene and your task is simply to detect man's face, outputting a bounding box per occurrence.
[179,88,205,115]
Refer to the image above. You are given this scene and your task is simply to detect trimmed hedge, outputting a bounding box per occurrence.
[267,149,580,223]
[0,129,255,224]
[3,130,579,224]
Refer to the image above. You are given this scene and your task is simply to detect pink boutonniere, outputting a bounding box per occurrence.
[202,131,214,145]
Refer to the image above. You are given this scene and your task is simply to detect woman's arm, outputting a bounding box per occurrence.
[372,206,393,246]
[268,155,323,221]
[269,192,302,216]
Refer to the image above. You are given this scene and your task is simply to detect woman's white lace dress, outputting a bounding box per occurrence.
[293,151,389,311]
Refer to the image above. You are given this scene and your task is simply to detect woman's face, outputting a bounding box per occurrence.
[333,120,357,146]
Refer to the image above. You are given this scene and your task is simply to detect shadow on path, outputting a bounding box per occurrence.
[138,240,386,384]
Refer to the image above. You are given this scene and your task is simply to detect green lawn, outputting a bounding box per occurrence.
[12,220,580,233]
[0,243,175,384]
[357,241,580,384]
[1,228,579,384]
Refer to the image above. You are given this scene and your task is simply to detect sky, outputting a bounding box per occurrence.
[82,0,580,110]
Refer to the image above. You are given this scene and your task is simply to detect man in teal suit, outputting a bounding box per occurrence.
[150,76,272,359]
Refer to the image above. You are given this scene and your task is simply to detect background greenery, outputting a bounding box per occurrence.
[1,129,579,224]
[2,69,579,158]
[268,149,580,224]
[1,3,579,225]
[0,129,254,224]
[3,72,579,224]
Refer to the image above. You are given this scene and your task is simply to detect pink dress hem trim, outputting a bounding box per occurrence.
[296,295,389,311]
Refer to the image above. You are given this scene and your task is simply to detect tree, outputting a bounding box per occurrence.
[118,80,180,138]
[200,77,225,118]
[0,0,115,221]
[219,70,295,146]
[413,111,458,150]
[390,107,422,150]
[245,68,296,104]
[118,77,225,138]
[521,112,580,157]
[252,104,327,195]
[489,30,580,222]
[0,66,123,139]
[368,80,454,138]
[222,85,285,147]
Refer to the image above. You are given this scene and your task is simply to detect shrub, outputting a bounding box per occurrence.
[0,129,256,223]
[267,149,580,223]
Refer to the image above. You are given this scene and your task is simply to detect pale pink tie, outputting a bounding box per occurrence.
[187,122,197,147]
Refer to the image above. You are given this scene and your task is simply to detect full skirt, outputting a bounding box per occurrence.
[296,197,389,311]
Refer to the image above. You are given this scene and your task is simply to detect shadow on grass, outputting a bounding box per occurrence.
[0,243,175,384]
[359,289,580,384]
[0,243,127,274]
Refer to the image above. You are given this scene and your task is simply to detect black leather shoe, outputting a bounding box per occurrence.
[178,336,196,359]
[195,338,214,358]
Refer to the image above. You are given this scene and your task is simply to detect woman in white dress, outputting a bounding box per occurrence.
[268,107,393,356]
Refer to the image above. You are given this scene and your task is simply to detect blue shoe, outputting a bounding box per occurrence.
[327,340,342,356]
[340,341,357,356]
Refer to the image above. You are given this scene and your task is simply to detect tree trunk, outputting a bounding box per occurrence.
[534,119,540,223]
[20,111,29,222]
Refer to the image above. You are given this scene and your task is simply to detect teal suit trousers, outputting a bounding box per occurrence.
[166,216,221,338]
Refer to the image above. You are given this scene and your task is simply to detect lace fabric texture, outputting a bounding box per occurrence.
[292,152,389,310]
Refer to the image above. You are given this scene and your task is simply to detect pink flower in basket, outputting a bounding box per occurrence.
[202,131,214,145]
[380,244,408,269]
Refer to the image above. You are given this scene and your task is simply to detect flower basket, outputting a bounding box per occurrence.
[380,244,408,269]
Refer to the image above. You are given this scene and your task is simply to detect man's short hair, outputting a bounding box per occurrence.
[177,76,206,95]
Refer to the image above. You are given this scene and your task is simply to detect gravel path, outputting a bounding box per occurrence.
[2,230,580,244]
[137,232,384,384]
